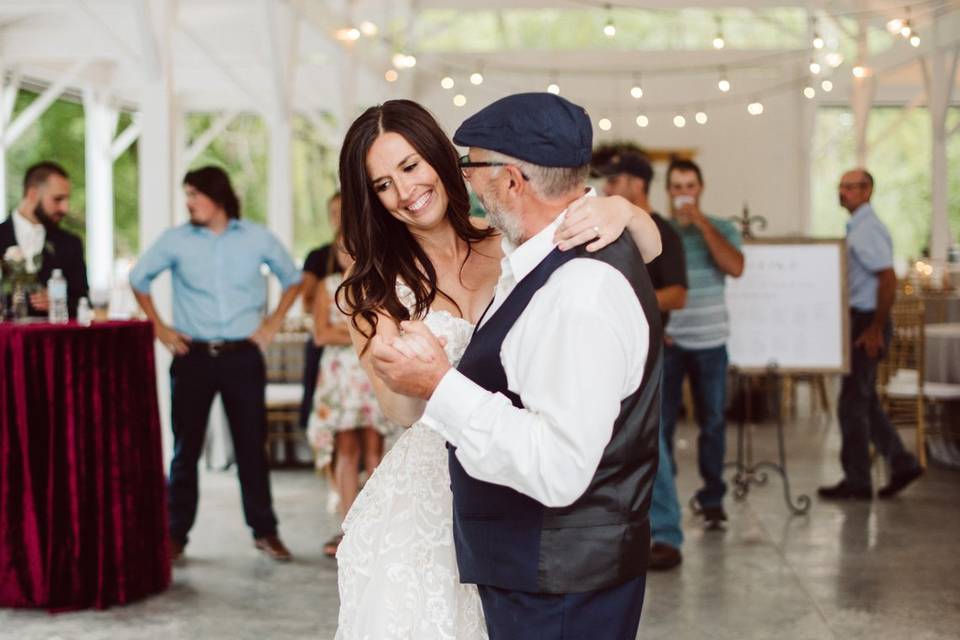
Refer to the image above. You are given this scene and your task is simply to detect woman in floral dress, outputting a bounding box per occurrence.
[307,240,394,556]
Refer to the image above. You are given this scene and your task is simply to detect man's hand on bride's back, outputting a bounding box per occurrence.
[369,321,450,400]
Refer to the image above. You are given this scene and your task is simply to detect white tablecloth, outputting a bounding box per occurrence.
[926,323,960,384]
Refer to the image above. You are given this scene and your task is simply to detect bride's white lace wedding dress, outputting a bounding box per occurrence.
[334,284,488,640]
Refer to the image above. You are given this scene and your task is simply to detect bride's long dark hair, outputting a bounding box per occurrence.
[337,100,494,345]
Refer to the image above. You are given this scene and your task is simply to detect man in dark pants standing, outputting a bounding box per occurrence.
[130,166,302,562]
[593,145,688,571]
[298,192,342,430]
[819,168,923,500]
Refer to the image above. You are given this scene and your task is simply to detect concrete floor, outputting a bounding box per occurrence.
[3,415,958,640]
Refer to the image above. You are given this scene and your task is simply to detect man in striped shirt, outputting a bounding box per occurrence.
[661,159,744,527]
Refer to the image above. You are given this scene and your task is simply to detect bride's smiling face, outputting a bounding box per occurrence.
[366,132,449,231]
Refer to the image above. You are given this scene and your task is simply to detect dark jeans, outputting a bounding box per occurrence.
[168,345,278,545]
[298,338,324,428]
[662,343,728,508]
[837,311,918,490]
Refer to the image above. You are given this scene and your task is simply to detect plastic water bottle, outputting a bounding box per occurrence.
[77,297,93,326]
[48,268,69,324]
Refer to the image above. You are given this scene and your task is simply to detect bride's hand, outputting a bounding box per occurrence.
[554,194,662,262]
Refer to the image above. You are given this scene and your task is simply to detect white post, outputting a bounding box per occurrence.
[137,0,178,459]
[267,110,294,255]
[850,18,875,167]
[797,60,816,235]
[924,22,958,261]
[83,87,117,296]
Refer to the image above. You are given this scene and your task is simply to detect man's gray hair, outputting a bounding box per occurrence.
[486,151,589,200]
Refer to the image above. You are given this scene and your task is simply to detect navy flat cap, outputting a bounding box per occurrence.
[453,93,593,168]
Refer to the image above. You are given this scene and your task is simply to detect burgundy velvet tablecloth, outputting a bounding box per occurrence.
[0,320,170,610]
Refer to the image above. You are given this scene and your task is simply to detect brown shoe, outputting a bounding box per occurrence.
[649,542,682,571]
[167,538,185,564]
[254,534,293,562]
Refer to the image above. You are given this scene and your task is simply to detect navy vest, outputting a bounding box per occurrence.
[449,232,662,594]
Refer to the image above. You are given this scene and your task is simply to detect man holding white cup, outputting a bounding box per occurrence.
[661,158,744,528]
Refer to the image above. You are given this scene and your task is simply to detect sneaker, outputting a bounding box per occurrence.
[649,542,682,571]
[878,466,923,499]
[254,534,293,562]
[817,481,872,501]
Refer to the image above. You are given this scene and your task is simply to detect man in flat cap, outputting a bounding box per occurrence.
[371,93,661,639]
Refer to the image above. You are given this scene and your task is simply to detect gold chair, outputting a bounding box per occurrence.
[264,330,311,467]
[879,297,927,467]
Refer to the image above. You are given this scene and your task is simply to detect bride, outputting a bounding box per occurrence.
[333,99,661,639]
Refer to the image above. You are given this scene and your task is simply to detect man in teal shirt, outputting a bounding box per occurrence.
[661,159,744,527]
[130,166,302,562]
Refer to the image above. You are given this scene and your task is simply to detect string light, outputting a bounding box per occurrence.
[603,5,616,37]
[886,18,905,34]
[695,110,708,125]
[335,27,361,41]
[673,115,686,128]
[825,52,844,68]
[359,21,379,36]
[821,79,833,92]
[712,16,725,49]
[811,17,824,49]
[630,74,644,99]
[803,86,816,99]
[598,118,612,131]
[441,76,455,90]
[547,82,560,95]
[809,60,822,75]
[470,71,484,85]
[747,100,764,115]
[718,68,731,92]
[910,33,921,47]
[636,114,649,128]
[392,53,416,69]
[384,69,399,82]
[852,65,867,78]
[453,94,467,107]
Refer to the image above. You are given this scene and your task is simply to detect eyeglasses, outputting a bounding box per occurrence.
[838,182,868,190]
[458,155,529,180]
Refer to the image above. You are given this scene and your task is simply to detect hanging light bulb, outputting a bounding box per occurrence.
[384,69,399,82]
[900,8,913,38]
[886,18,905,34]
[603,5,616,37]
[910,33,921,47]
[852,65,867,78]
[453,94,467,107]
[747,100,764,115]
[441,76,455,90]
[335,27,361,41]
[392,53,417,69]
[598,118,612,131]
[547,83,560,95]
[718,67,731,92]
[713,16,725,49]
[359,21,379,37]
[630,74,644,99]
[825,52,844,68]
[821,79,834,92]
[803,86,816,99]
[811,17,824,49]
[809,60,822,75]
[636,114,649,128]
[673,115,686,128]
[695,110,708,125]
[470,71,484,85]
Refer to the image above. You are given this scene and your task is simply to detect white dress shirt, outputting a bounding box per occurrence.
[421,208,650,508]
[11,209,46,273]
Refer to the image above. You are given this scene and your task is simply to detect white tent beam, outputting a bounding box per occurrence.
[851,18,875,166]
[867,89,926,151]
[926,24,957,262]
[111,117,141,161]
[182,110,239,169]
[2,67,21,125]
[74,0,143,67]
[2,57,91,148]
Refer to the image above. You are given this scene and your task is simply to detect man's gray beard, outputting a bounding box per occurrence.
[479,192,524,245]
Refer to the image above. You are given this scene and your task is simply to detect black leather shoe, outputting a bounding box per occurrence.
[878,466,923,499]
[649,542,682,571]
[702,505,728,529]
[817,481,872,500]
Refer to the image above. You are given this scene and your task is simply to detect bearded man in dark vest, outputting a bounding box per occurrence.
[370,93,662,640]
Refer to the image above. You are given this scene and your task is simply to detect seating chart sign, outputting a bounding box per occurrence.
[726,239,849,374]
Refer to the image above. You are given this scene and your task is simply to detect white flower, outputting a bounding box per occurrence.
[3,246,24,263]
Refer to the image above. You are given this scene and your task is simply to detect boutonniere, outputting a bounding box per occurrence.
[44,241,55,256]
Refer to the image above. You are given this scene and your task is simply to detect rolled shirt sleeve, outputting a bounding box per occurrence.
[421,260,648,508]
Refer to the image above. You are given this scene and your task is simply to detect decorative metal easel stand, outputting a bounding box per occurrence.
[723,364,811,515]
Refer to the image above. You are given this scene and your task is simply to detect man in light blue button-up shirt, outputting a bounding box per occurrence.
[130,166,302,562]
[819,169,922,502]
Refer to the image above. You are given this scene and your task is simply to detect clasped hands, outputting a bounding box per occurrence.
[370,321,450,401]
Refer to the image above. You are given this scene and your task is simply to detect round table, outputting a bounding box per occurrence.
[0,320,170,610]
[926,322,960,384]
[921,293,960,324]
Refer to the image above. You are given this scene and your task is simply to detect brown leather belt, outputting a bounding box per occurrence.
[189,339,255,357]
